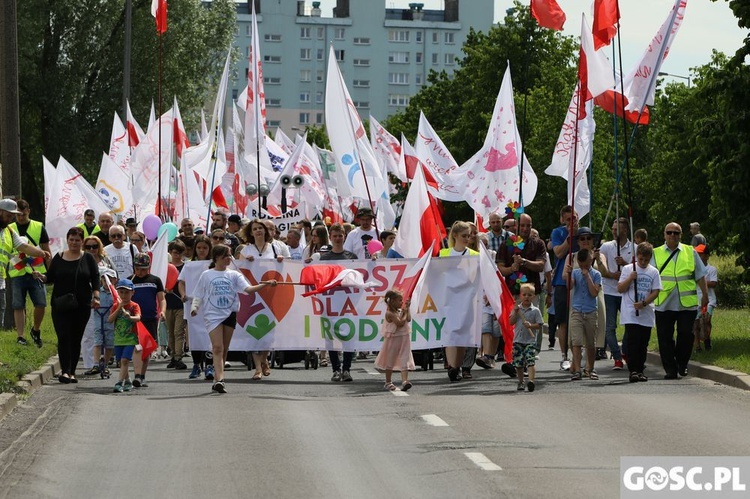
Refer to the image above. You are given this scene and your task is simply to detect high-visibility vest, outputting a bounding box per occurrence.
[77,223,101,238]
[9,220,46,276]
[0,228,12,279]
[439,247,479,257]
[653,243,697,308]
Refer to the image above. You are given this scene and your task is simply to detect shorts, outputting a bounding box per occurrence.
[569,310,598,348]
[553,285,569,323]
[481,313,501,338]
[512,342,538,368]
[91,308,114,348]
[12,274,48,309]
[114,345,135,361]
[221,312,237,328]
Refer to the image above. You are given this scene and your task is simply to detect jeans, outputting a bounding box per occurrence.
[329,351,354,372]
[655,310,695,375]
[53,304,92,376]
[624,324,651,374]
[604,294,623,360]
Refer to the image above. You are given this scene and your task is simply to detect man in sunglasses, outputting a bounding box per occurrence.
[651,223,709,379]
[104,225,137,280]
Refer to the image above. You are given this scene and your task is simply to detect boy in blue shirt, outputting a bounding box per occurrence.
[565,249,602,380]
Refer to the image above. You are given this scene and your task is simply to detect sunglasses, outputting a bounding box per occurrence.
[110,234,123,238]
[130,238,143,242]
[84,245,100,250]
[578,236,592,241]
[665,231,681,236]
[211,236,224,241]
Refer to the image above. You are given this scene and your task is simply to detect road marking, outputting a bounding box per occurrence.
[464,452,502,471]
[391,390,409,396]
[364,368,380,375]
[421,414,449,426]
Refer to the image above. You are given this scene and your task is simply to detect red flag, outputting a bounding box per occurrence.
[395,244,433,303]
[136,322,158,361]
[212,186,229,210]
[497,273,516,363]
[151,0,167,34]
[593,0,620,50]
[594,90,650,125]
[104,275,120,310]
[300,265,376,297]
[530,0,566,31]
[126,101,143,147]
[173,98,190,160]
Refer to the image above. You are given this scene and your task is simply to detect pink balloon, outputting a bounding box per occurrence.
[142,214,162,240]
[367,240,384,255]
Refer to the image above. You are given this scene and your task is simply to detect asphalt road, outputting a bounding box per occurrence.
[1,349,749,499]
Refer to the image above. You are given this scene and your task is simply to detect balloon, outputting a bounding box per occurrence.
[158,222,179,242]
[311,252,321,261]
[324,216,332,226]
[142,214,162,240]
[367,240,384,255]
[165,263,179,291]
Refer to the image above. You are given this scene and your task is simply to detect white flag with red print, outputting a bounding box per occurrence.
[96,153,135,218]
[414,112,463,201]
[107,111,131,176]
[300,265,377,297]
[370,116,405,182]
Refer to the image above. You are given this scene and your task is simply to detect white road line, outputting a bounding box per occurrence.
[391,390,409,396]
[364,368,380,375]
[420,414,449,426]
[464,452,502,471]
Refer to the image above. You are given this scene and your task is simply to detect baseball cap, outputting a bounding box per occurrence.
[0,199,22,214]
[98,266,118,279]
[356,207,374,219]
[134,253,151,268]
[116,278,134,290]
[694,244,708,254]
[228,214,242,224]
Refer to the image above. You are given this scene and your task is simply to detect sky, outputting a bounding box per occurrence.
[315,0,747,82]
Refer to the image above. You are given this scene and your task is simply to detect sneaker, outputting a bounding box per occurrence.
[527,380,536,392]
[16,336,28,346]
[613,359,624,370]
[357,352,368,360]
[212,381,227,393]
[166,359,177,369]
[560,359,571,371]
[596,349,608,360]
[84,365,101,376]
[30,329,42,348]
[517,381,525,391]
[224,362,231,369]
[629,372,640,383]
[341,371,353,382]
[123,379,133,392]
[189,365,202,379]
[138,380,149,388]
[113,381,124,393]
[331,371,342,382]
[500,363,516,378]
[205,365,215,381]
[132,377,142,388]
[174,359,188,370]
[476,355,493,369]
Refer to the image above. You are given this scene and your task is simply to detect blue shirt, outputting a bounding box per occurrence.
[571,267,601,313]
[551,226,579,286]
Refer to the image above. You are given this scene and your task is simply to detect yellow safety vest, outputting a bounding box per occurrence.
[0,228,12,279]
[653,243,697,307]
[439,247,479,257]
[77,223,101,238]
[9,220,46,276]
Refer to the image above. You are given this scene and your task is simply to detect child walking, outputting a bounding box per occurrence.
[108,279,141,393]
[509,284,544,392]
[190,244,277,394]
[565,249,602,381]
[374,289,415,391]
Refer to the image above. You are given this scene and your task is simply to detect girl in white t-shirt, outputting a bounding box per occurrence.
[617,243,662,383]
[191,244,277,393]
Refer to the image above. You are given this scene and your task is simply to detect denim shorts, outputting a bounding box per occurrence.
[114,345,135,361]
[12,274,48,309]
[481,313,501,338]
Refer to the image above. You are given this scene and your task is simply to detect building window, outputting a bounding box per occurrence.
[416,31,423,43]
[352,79,370,88]
[353,101,370,109]
[316,92,323,104]
[388,51,410,64]
[264,55,281,63]
[353,37,370,45]
[268,120,281,127]
[445,53,456,65]
[300,92,311,103]
[432,32,439,43]
[431,53,438,65]
[300,70,311,82]
[445,32,455,44]
[388,94,410,107]
[388,72,409,85]
[264,34,282,42]
[316,49,325,61]
[316,113,324,125]
[415,52,423,64]
[388,30,410,43]
[232,89,238,100]
[415,74,423,85]
[317,27,325,40]
[300,48,311,60]
[335,49,345,62]
[264,76,281,85]
[300,113,310,125]
[317,71,324,82]
[267,98,281,107]
[300,27,311,39]
[353,58,370,67]
[334,28,345,40]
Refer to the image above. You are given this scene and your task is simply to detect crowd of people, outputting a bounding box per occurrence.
[0,197,718,393]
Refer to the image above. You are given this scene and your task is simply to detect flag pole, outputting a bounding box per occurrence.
[157,26,163,221]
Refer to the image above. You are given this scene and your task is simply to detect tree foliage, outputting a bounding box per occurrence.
[17,0,237,210]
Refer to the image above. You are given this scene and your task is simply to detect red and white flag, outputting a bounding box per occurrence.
[530,0,566,31]
[125,100,144,148]
[395,244,434,308]
[479,244,516,363]
[151,0,167,34]
[415,112,462,201]
[578,14,615,114]
[104,274,120,310]
[173,97,190,160]
[390,164,445,258]
[300,265,377,297]
[370,116,405,182]
[593,0,620,50]
[107,112,131,175]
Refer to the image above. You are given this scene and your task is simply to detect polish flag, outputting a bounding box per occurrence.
[136,322,158,361]
[300,265,377,297]
[125,100,144,148]
[173,97,190,160]
[394,244,434,306]
[151,0,167,34]
[104,275,120,310]
[594,89,650,125]
[578,14,615,116]
[479,245,516,363]
[530,0,566,31]
[593,0,620,50]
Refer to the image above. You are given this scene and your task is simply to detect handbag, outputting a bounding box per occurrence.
[52,254,84,312]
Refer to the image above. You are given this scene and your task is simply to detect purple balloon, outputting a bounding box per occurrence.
[142,214,162,240]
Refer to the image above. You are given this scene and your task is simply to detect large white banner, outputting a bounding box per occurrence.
[180,257,482,352]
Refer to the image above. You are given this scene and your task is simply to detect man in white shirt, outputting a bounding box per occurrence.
[343,207,378,259]
[598,217,633,369]
[104,225,136,280]
[286,228,304,261]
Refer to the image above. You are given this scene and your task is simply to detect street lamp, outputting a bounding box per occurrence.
[658,71,691,88]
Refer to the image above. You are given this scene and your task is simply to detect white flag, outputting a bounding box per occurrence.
[415,112,462,201]
[107,112,131,176]
[96,153,135,218]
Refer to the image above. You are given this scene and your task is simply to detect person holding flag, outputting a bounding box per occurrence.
[109,278,141,393]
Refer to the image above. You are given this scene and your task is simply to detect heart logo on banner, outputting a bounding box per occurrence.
[239,268,295,323]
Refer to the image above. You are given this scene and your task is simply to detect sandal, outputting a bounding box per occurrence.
[384,382,397,391]
[262,366,271,377]
[252,372,263,380]
[320,359,328,367]
[589,370,599,380]
[401,381,412,392]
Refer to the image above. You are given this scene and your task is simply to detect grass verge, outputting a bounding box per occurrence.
[0,311,57,394]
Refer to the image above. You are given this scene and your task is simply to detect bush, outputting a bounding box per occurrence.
[712,254,749,309]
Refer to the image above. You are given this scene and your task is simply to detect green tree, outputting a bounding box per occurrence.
[17,0,236,211]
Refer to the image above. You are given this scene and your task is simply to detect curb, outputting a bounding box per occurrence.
[1,355,61,422]
[646,352,750,390]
